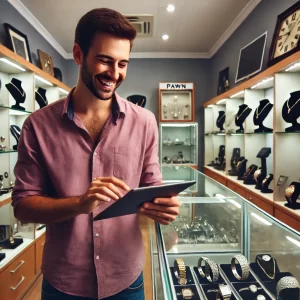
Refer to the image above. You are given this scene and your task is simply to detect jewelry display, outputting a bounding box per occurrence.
[35,87,48,109]
[0,136,6,152]
[256,295,266,300]
[184,104,190,120]
[174,258,187,285]
[213,145,225,171]
[284,182,300,209]
[236,157,248,180]
[243,164,258,185]
[5,78,26,111]
[285,185,295,203]
[126,94,146,108]
[255,255,276,280]
[282,90,300,132]
[253,99,273,133]
[216,111,226,131]
[235,104,252,133]
[239,284,263,293]
[10,125,21,150]
[261,173,273,194]
[176,288,194,299]
[216,284,232,300]
[204,258,220,283]
[256,147,271,190]
[276,276,300,295]
[254,168,263,190]
[231,254,250,281]
[197,256,208,278]
[228,148,241,176]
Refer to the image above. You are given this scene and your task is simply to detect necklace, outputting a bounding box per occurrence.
[255,102,271,118]
[217,114,225,121]
[256,257,276,280]
[9,82,25,97]
[36,91,46,104]
[287,97,300,113]
[236,107,249,120]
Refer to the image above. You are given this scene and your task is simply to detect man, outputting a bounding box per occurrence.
[12,7,180,300]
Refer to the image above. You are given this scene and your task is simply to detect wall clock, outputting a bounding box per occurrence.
[268,2,300,66]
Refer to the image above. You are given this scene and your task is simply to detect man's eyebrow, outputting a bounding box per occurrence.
[95,54,129,63]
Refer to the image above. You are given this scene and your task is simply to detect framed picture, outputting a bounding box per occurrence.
[4,23,32,62]
[217,67,229,95]
[38,49,54,77]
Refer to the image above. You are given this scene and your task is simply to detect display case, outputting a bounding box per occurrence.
[160,123,198,168]
[151,167,300,300]
[159,83,194,123]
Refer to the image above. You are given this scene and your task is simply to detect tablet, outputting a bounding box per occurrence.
[93,180,196,221]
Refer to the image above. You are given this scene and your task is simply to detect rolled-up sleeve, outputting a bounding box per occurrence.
[12,117,50,211]
[139,113,162,187]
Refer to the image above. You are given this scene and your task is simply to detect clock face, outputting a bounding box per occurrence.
[274,9,300,58]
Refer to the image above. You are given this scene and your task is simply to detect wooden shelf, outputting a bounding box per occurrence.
[203,51,300,107]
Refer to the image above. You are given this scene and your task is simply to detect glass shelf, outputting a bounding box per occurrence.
[162,144,196,147]
[0,150,17,154]
[0,105,32,115]
[275,131,300,134]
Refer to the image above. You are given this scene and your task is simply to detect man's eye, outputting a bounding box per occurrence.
[119,63,127,68]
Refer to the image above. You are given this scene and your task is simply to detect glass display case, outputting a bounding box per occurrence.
[151,167,300,300]
[160,123,198,168]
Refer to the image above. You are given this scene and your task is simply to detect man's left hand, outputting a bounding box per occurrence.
[139,197,180,225]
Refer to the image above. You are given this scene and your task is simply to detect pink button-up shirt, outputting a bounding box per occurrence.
[11,90,162,299]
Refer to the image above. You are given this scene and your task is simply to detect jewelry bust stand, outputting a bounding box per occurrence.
[216,111,226,131]
[35,87,48,109]
[5,78,26,111]
[256,147,271,189]
[282,90,300,132]
[253,99,273,133]
[254,168,264,190]
[261,173,273,193]
[284,182,300,209]
[237,157,248,180]
[243,164,258,185]
[10,125,21,150]
[214,145,225,171]
[228,148,241,176]
[235,104,252,133]
[126,94,146,107]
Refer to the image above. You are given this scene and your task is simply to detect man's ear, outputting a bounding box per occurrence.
[73,44,83,65]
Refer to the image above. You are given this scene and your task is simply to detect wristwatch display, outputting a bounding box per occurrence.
[174,258,187,285]
[216,284,232,300]
[178,288,194,299]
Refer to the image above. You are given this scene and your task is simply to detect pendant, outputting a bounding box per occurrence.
[288,108,291,113]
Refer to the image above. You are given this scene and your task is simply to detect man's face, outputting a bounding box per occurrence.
[80,32,130,100]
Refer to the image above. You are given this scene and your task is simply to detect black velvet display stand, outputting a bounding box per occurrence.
[243,164,258,185]
[0,237,23,249]
[285,182,300,209]
[282,90,300,132]
[0,253,5,262]
[261,174,273,194]
[35,87,48,109]
[214,145,226,171]
[256,147,271,190]
[253,99,273,133]
[5,78,26,111]
[126,95,147,107]
[228,148,241,176]
[254,168,263,190]
[10,125,21,151]
[232,282,272,300]
[216,111,226,131]
[235,104,252,133]
[237,158,248,180]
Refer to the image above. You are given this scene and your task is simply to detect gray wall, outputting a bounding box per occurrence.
[209,0,299,99]
[0,0,69,85]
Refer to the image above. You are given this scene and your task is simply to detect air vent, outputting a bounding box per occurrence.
[125,15,154,37]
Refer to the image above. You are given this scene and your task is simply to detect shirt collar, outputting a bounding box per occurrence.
[62,88,126,123]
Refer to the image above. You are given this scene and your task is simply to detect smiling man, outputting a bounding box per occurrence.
[12,7,180,300]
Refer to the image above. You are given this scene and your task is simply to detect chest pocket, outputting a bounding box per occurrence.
[113,146,141,180]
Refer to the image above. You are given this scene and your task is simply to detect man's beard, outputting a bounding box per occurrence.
[81,59,122,100]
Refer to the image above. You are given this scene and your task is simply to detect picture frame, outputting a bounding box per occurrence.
[4,23,32,62]
[38,49,54,77]
[217,67,229,95]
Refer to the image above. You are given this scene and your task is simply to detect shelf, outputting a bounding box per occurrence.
[0,150,17,154]
[162,144,196,147]
[0,192,12,203]
[275,131,300,134]
[0,105,32,115]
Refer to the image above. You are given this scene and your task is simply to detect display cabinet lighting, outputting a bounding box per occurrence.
[285,62,300,72]
[286,236,300,247]
[217,99,226,104]
[230,91,244,98]
[0,58,25,71]
[251,77,274,89]
[227,199,242,209]
[207,104,214,108]
[216,133,225,136]
[250,213,272,226]
[35,75,53,86]
[59,88,69,95]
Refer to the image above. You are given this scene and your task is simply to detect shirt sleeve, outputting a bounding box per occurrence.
[12,117,51,211]
[139,112,162,187]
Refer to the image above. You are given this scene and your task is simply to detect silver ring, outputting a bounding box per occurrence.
[197,256,208,278]
[205,258,220,283]
[276,276,300,295]
[231,254,250,280]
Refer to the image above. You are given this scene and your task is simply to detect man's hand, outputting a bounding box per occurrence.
[139,197,180,225]
[78,176,130,214]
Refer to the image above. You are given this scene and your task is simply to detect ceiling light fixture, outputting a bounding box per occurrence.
[167,4,175,12]
[162,34,169,41]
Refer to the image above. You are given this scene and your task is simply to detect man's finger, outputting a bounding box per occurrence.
[140,211,171,225]
[89,186,120,201]
[139,208,176,221]
[153,197,180,206]
[95,176,130,191]
[141,203,179,215]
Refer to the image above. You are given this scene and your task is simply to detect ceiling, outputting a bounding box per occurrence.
[8,0,261,59]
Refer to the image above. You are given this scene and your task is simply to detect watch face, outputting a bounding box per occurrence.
[220,285,231,296]
[274,9,300,59]
[257,295,266,300]
[262,255,271,261]
[182,288,193,298]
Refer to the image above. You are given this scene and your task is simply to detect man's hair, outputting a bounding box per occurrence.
[75,8,137,56]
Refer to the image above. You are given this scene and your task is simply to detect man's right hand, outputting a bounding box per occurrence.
[77,176,131,214]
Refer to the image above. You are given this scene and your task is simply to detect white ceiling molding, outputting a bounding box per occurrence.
[209,0,262,58]
[7,0,70,59]
[8,0,261,60]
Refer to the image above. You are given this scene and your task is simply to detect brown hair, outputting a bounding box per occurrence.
[75,8,136,56]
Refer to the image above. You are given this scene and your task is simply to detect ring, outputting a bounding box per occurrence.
[197,257,208,278]
[276,276,300,295]
[239,284,262,293]
[231,254,250,280]
[205,258,220,283]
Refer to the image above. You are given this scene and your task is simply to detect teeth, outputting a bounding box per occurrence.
[100,79,113,86]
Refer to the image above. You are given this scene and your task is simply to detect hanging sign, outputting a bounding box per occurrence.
[159,82,193,90]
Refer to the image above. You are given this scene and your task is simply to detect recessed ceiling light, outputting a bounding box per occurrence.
[167,4,175,12]
[162,34,169,41]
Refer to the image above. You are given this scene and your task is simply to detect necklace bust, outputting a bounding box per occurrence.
[5,78,26,111]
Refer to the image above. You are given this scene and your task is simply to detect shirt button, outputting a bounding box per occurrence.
[95,233,99,237]
[94,152,97,156]
[96,256,99,260]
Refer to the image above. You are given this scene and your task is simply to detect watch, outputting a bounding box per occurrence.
[216,284,232,300]
[177,288,194,299]
[174,258,187,285]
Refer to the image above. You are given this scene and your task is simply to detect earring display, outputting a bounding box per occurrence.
[10,125,21,150]
[253,99,273,133]
[5,78,26,111]
[35,87,48,109]
[282,90,300,132]
[235,104,252,133]
[284,182,300,209]
[216,111,226,131]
